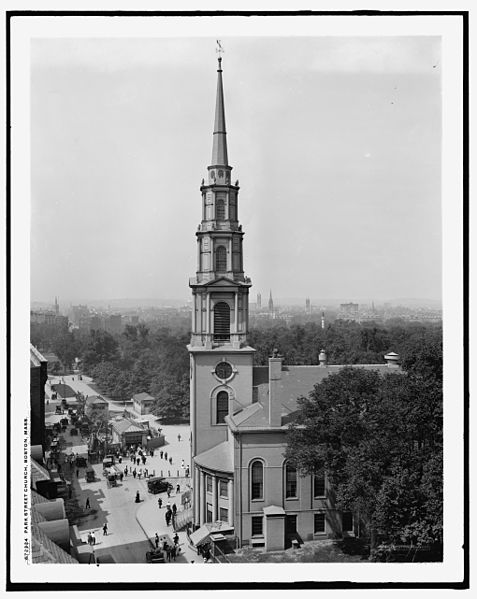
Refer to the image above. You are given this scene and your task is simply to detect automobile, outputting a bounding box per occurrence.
[85,467,95,482]
[102,455,115,468]
[146,549,165,563]
[147,477,173,495]
[55,406,63,415]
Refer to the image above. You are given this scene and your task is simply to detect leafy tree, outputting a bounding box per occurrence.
[286,365,442,552]
[82,330,119,372]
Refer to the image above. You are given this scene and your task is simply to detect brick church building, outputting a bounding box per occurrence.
[188,56,399,551]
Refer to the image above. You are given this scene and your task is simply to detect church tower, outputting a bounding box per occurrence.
[188,57,255,470]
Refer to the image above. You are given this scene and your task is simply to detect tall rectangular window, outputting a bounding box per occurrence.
[206,503,213,523]
[251,516,263,536]
[314,513,326,533]
[251,461,264,500]
[313,474,326,497]
[219,507,228,522]
[285,464,297,498]
[216,391,229,424]
[219,479,228,498]
[206,475,212,493]
[342,512,354,532]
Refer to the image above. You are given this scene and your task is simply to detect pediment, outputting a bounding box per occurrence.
[203,276,238,287]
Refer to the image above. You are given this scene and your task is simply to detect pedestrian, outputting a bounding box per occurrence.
[85,497,91,509]
[164,452,168,461]
[119,472,123,482]
[169,457,172,465]
[185,466,190,478]
[150,449,154,457]
[138,470,142,479]
[172,503,177,515]
[165,510,171,526]
[103,523,108,535]
[118,456,122,464]
[158,497,162,509]
[133,468,136,478]
[142,456,146,466]
[144,468,148,477]
[166,546,172,562]
[163,540,168,551]
[155,533,159,549]
[124,466,128,476]
[173,532,179,546]
[167,488,171,498]
[177,434,181,442]
[137,458,140,466]
[160,451,163,459]
[135,491,140,503]
[176,484,180,494]
[87,532,92,545]
[91,532,96,545]
[76,468,79,477]
[171,545,177,561]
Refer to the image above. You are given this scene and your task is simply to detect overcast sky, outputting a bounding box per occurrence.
[30,36,441,305]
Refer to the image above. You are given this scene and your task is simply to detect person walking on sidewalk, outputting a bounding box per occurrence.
[85,497,91,510]
[155,533,159,549]
[158,497,163,509]
[103,523,108,535]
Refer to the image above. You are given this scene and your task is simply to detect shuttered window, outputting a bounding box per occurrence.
[215,245,227,271]
[214,302,230,341]
[216,198,225,219]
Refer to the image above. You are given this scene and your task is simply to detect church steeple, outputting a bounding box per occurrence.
[211,57,228,167]
[189,55,252,350]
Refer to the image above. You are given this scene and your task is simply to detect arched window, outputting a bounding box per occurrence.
[215,246,227,271]
[214,302,230,341]
[216,390,229,424]
[285,463,297,498]
[251,460,264,500]
[216,198,225,220]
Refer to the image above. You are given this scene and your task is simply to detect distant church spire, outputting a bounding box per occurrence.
[268,290,274,313]
[211,56,228,167]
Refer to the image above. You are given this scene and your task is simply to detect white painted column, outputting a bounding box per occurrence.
[199,470,205,526]
[206,292,210,335]
[212,475,218,522]
[234,291,239,333]
[228,479,234,527]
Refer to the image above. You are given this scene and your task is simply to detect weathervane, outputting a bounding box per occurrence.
[216,40,224,56]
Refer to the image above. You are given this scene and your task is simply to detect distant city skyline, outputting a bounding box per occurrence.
[31,36,441,303]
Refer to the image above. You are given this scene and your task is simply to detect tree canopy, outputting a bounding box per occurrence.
[285,334,442,553]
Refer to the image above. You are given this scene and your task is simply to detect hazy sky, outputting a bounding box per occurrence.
[31,36,441,304]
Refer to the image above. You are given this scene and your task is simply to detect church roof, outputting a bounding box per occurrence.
[194,440,233,474]
[31,523,78,564]
[230,363,393,430]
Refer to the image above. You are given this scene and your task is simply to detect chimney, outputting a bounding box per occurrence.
[384,351,400,368]
[268,349,283,426]
[319,348,327,367]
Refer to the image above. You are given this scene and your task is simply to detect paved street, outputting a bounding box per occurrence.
[44,379,192,563]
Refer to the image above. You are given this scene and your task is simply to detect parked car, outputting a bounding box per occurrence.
[85,467,95,482]
[102,454,115,468]
[147,477,173,495]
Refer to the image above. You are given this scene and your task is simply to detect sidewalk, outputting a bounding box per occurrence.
[136,493,198,564]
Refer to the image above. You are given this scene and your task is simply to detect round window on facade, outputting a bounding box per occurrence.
[215,361,232,379]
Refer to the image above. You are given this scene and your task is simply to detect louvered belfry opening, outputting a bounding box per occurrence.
[215,246,227,271]
[214,301,230,341]
[216,198,225,220]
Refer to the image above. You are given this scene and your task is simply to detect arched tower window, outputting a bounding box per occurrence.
[215,246,227,271]
[285,463,298,498]
[250,460,264,500]
[214,302,230,341]
[216,198,225,220]
[216,390,229,424]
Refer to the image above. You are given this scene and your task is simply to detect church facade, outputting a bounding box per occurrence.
[188,57,398,551]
